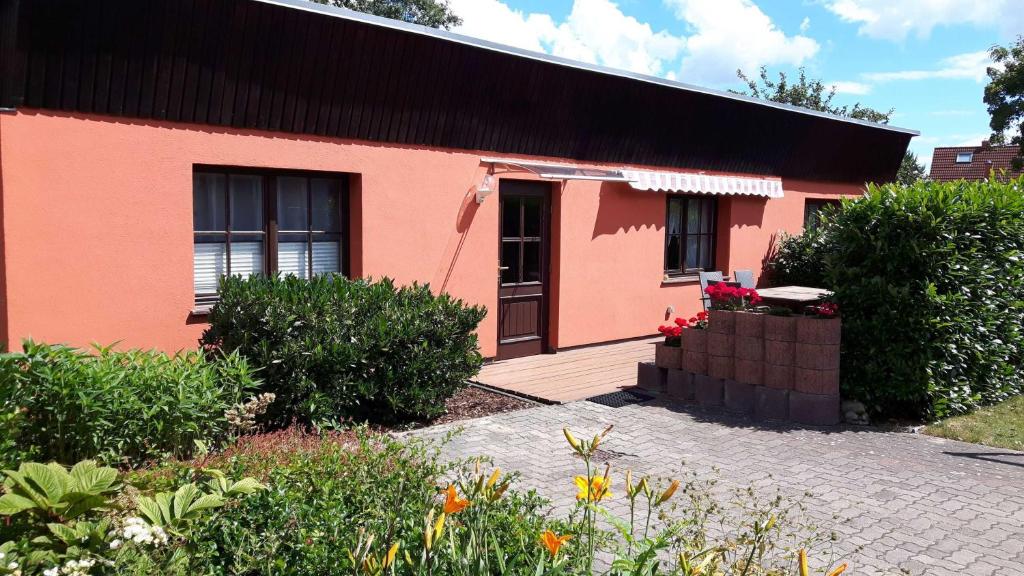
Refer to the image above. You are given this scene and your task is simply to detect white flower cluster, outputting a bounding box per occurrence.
[119,517,168,548]
[42,558,95,576]
[225,392,276,433]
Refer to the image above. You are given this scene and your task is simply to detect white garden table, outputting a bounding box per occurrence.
[755,285,830,308]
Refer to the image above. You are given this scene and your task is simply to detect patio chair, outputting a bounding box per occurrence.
[698,271,724,311]
[733,269,756,289]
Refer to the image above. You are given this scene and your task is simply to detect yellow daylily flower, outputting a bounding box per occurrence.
[826,563,848,576]
[657,479,680,505]
[384,542,400,568]
[574,474,612,502]
[487,468,502,488]
[798,549,809,576]
[539,530,571,557]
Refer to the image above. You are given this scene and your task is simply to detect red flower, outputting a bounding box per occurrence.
[674,317,688,327]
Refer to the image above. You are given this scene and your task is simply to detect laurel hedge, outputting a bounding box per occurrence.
[772,177,1024,419]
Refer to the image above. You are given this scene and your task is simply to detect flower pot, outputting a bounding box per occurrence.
[655,342,683,369]
[682,351,708,375]
[734,311,764,338]
[681,328,707,353]
[764,340,795,366]
[764,315,797,342]
[707,355,734,380]
[707,332,735,357]
[707,310,737,334]
[735,335,764,361]
[796,316,841,345]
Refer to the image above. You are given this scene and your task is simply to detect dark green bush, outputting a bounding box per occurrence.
[201,275,487,424]
[766,213,836,288]
[0,341,258,465]
[776,177,1024,419]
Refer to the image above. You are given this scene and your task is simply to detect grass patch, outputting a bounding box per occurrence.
[924,395,1024,451]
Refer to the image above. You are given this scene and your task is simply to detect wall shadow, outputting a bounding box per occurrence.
[439,186,481,293]
[942,451,1024,469]
[591,182,661,239]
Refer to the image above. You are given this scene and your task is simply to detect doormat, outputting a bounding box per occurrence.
[586,389,654,408]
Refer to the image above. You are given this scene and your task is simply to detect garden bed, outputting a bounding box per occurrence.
[381,385,536,431]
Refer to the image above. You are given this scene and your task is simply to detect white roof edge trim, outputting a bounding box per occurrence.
[621,170,785,199]
[253,0,919,138]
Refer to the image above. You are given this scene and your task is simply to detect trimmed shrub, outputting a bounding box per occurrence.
[772,177,1024,419]
[765,227,832,288]
[201,274,487,424]
[0,341,258,466]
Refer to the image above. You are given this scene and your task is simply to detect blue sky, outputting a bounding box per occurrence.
[446,0,1024,168]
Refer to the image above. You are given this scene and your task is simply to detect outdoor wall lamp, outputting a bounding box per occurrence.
[476,166,496,204]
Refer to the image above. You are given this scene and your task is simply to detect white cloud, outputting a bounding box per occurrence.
[665,0,819,85]
[799,17,811,33]
[824,0,1024,41]
[449,0,818,86]
[448,0,686,77]
[831,81,872,95]
[863,50,994,83]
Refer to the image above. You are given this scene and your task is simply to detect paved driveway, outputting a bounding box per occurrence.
[412,400,1024,576]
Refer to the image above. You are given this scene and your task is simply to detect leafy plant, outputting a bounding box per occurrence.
[135,475,263,537]
[201,274,487,425]
[769,177,1024,419]
[0,460,118,522]
[0,341,258,466]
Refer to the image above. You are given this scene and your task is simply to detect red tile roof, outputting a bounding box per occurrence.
[929,143,1023,182]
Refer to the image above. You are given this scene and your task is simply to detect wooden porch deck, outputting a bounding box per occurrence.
[475,337,659,403]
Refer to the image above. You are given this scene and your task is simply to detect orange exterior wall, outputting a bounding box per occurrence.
[0,110,864,356]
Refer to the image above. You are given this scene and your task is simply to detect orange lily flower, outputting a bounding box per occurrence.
[443,484,470,514]
[539,530,571,557]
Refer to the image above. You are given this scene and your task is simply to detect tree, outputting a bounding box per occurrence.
[897,151,927,186]
[311,0,461,29]
[985,36,1024,170]
[735,67,894,124]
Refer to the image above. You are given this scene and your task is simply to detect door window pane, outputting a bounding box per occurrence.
[277,177,308,231]
[230,175,263,231]
[701,199,713,233]
[311,178,341,232]
[501,198,520,238]
[193,174,226,231]
[700,237,712,269]
[523,198,541,238]
[523,241,541,282]
[501,241,520,284]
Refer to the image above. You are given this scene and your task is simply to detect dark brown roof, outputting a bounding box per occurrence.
[0,0,915,183]
[929,143,1023,182]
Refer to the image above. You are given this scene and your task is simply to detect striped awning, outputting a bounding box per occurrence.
[620,170,784,198]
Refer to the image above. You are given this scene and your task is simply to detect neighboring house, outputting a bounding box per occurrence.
[929,141,1023,182]
[0,0,915,360]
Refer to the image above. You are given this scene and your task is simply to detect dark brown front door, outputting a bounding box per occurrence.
[497,181,550,360]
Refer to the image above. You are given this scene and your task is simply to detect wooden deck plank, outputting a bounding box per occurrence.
[475,337,658,403]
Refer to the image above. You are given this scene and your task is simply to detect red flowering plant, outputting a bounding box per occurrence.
[657,317,688,346]
[808,301,839,319]
[704,283,763,311]
[688,310,709,329]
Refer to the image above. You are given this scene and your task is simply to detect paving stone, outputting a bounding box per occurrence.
[410,401,1024,576]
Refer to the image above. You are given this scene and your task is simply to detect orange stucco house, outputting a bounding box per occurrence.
[0,0,915,360]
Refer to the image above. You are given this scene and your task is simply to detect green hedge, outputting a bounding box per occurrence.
[774,177,1024,419]
[201,274,487,424]
[0,341,258,465]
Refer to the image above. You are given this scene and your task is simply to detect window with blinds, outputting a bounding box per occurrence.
[193,168,347,309]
